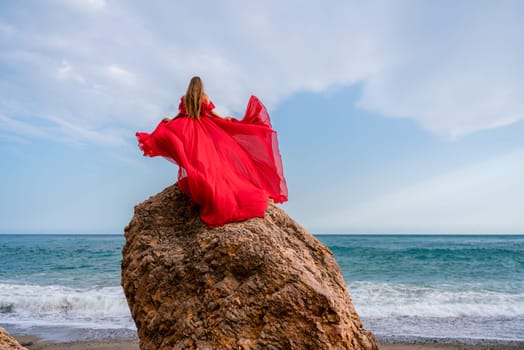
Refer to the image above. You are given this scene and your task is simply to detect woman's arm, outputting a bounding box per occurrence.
[162,112,182,122]
[203,92,234,120]
[210,110,234,120]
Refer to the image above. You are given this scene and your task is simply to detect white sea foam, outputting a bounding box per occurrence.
[0,283,134,329]
[2,281,524,342]
[348,281,524,319]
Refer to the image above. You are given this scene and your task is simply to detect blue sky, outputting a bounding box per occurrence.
[1,0,523,234]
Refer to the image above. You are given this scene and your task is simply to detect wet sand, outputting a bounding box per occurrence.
[14,334,139,350]
[13,334,524,350]
[381,344,524,350]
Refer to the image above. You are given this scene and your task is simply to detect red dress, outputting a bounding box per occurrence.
[136,95,288,228]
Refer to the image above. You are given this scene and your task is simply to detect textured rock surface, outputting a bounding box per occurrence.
[0,327,27,350]
[122,184,378,350]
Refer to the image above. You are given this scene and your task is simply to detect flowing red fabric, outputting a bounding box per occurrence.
[136,95,288,228]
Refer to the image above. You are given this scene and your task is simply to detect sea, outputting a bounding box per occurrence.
[0,234,523,344]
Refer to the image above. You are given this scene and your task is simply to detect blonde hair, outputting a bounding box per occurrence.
[184,76,204,120]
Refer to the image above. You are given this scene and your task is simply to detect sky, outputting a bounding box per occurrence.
[1,0,523,234]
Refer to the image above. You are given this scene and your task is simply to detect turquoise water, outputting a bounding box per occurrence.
[0,234,134,341]
[0,235,122,288]
[317,235,524,343]
[321,235,524,289]
[0,234,523,343]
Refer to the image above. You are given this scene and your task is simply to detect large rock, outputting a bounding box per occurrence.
[122,184,378,350]
[0,327,27,350]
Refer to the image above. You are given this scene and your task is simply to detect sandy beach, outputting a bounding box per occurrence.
[19,341,524,350]
[13,334,524,350]
[13,334,139,350]
[382,345,524,350]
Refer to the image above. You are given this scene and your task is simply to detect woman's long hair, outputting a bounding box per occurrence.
[184,76,204,120]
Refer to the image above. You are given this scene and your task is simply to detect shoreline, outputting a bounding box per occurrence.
[13,334,139,350]
[5,323,523,349]
[12,334,524,350]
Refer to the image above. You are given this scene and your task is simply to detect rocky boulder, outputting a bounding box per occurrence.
[122,184,378,350]
[0,327,27,350]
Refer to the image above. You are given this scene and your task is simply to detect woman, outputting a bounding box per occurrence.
[136,76,288,228]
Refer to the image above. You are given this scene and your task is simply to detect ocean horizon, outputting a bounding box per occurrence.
[1,233,523,344]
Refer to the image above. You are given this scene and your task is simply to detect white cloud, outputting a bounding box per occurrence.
[309,148,524,233]
[56,60,86,84]
[0,115,49,139]
[86,0,106,9]
[56,0,106,12]
[0,113,125,147]
[104,64,137,86]
[41,114,127,146]
[357,2,524,138]
[1,0,523,146]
